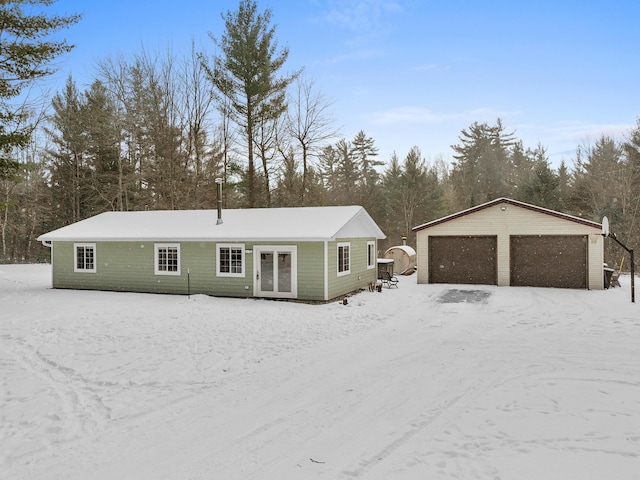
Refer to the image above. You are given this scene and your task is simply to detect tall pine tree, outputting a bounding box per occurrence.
[0,0,80,179]
[450,119,515,208]
[202,0,298,207]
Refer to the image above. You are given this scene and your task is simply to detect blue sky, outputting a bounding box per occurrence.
[47,0,639,168]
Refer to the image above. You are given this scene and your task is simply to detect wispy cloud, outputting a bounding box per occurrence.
[313,47,387,67]
[411,64,451,72]
[319,0,404,32]
[306,1,406,64]
[368,106,520,125]
[517,121,636,144]
[497,120,638,165]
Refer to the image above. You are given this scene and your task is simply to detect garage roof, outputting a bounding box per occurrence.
[413,197,602,232]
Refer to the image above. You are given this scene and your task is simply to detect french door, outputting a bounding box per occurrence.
[254,246,297,299]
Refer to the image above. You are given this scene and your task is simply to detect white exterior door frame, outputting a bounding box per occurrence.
[253,245,298,299]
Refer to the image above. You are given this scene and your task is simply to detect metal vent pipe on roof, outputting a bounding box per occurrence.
[215,178,223,225]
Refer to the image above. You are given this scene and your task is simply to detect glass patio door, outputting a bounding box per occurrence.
[255,246,297,298]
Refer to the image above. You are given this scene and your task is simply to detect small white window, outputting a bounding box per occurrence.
[155,244,180,275]
[74,243,96,273]
[367,241,376,269]
[337,242,350,276]
[217,244,245,277]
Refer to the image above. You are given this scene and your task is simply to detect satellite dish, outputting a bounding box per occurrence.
[602,216,609,237]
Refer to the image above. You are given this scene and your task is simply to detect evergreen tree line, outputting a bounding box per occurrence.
[2,83,639,267]
[1,0,639,272]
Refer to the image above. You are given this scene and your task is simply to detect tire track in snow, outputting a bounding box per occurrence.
[334,302,542,479]
[339,357,520,479]
[5,335,112,446]
[170,310,512,479]
[156,291,515,479]
[160,365,339,479]
[177,298,485,478]
[348,298,636,480]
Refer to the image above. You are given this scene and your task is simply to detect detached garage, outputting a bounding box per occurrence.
[413,198,604,290]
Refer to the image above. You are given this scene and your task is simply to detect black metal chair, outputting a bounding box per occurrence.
[380,271,399,288]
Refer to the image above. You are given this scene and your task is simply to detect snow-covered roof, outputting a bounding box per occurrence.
[38,206,386,242]
[412,197,602,232]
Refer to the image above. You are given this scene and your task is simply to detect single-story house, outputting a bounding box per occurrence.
[412,198,604,289]
[37,205,386,301]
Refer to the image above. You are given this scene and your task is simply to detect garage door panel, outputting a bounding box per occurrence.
[510,235,587,289]
[429,236,497,285]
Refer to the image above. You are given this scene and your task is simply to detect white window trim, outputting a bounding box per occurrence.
[154,243,181,276]
[217,243,245,278]
[74,243,96,273]
[337,242,351,277]
[367,240,376,269]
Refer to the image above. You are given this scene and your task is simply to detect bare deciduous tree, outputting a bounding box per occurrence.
[286,74,338,205]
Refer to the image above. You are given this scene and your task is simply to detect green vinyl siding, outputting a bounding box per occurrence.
[52,241,252,296]
[327,238,378,300]
[51,240,330,300]
[293,242,325,301]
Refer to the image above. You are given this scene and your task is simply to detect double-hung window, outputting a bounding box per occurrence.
[74,243,96,273]
[367,241,376,269]
[155,244,180,275]
[337,242,350,276]
[217,244,244,277]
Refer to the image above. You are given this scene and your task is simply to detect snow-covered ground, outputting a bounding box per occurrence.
[1,264,639,479]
